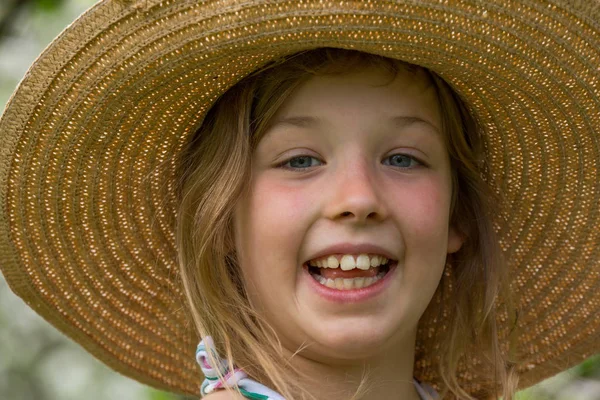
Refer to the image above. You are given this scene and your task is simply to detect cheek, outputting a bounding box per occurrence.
[394,178,452,314]
[234,177,312,282]
[397,177,452,257]
[255,177,313,222]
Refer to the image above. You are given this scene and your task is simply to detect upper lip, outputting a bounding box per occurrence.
[304,243,398,264]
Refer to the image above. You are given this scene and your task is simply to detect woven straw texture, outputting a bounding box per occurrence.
[0,0,599,397]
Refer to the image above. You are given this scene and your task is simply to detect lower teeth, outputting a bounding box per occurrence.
[311,272,386,290]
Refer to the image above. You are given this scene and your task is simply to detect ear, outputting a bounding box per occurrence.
[447,225,465,254]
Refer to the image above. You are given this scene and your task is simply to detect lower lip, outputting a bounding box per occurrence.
[302,262,399,303]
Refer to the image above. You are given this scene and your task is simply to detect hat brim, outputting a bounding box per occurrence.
[1,0,599,396]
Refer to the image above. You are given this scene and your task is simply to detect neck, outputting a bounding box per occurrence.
[281,330,422,400]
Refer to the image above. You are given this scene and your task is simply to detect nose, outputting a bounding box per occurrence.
[324,153,388,224]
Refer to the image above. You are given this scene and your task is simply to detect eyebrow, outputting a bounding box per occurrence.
[270,115,440,135]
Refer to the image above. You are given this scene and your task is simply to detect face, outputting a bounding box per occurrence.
[233,65,464,364]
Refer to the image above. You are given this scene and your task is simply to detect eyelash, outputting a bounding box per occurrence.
[276,153,425,171]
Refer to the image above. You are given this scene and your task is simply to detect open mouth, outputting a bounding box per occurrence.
[306,260,395,290]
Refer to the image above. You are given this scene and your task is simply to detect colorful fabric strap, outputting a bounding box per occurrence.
[197,336,285,400]
[196,336,438,399]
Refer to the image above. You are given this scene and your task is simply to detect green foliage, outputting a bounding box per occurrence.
[145,388,197,400]
[515,392,532,400]
[576,354,600,379]
[147,389,179,400]
[34,0,65,12]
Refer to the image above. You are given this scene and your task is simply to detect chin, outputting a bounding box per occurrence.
[308,325,400,360]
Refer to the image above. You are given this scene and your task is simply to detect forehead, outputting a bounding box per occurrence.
[266,65,441,133]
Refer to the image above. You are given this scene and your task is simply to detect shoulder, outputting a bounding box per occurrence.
[203,389,246,399]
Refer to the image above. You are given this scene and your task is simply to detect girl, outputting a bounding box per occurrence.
[0,1,598,400]
[181,48,511,400]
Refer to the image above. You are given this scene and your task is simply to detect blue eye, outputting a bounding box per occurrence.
[383,154,423,168]
[279,155,323,171]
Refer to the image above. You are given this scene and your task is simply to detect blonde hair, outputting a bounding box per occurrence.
[175,48,519,399]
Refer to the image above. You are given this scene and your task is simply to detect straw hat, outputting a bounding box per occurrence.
[1,0,599,397]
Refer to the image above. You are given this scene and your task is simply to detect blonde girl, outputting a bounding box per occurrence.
[1,1,598,400]
[178,47,514,400]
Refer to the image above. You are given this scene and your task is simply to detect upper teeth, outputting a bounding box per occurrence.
[308,254,389,271]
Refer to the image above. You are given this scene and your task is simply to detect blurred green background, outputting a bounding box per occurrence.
[0,1,598,399]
